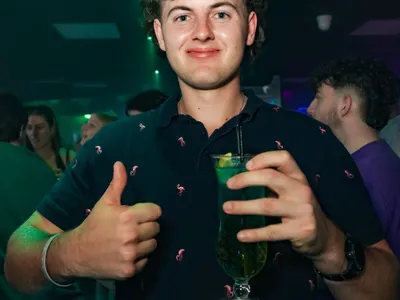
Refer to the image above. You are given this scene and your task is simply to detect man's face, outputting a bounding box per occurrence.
[127,109,142,117]
[80,114,106,145]
[154,0,257,90]
[307,84,341,129]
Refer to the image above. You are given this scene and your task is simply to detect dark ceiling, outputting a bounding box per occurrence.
[0,0,399,110]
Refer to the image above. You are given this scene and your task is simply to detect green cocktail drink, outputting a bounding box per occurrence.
[212,154,268,300]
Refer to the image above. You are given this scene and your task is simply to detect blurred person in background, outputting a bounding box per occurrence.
[0,92,82,299]
[80,112,118,146]
[24,106,75,178]
[308,57,400,259]
[380,95,400,157]
[125,89,168,116]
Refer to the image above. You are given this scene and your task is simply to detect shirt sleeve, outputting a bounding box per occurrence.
[36,131,112,231]
[380,121,400,157]
[315,128,384,247]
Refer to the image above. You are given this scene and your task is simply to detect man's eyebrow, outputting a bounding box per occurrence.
[167,5,192,18]
[167,1,238,18]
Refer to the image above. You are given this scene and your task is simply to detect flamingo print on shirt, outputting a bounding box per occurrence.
[224,285,234,298]
[308,280,315,291]
[273,252,282,264]
[178,137,186,147]
[72,159,78,169]
[130,166,139,176]
[275,141,284,150]
[315,174,321,185]
[344,170,354,179]
[273,107,280,112]
[176,249,185,261]
[95,146,102,155]
[177,184,185,196]
[319,126,326,134]
[139,123,146,131]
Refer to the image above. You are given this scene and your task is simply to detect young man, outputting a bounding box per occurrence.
[0,93,82,299]
[308,57,400,260]
[125,90,168,116]
[80,112,119,146]
[5,1,398,300]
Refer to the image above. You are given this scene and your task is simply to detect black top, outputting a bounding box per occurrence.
[37,92,383,300]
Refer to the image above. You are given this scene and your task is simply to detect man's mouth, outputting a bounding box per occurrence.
[186,48,220,58]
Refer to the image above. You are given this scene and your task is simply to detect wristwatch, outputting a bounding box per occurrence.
[314,234,366,281]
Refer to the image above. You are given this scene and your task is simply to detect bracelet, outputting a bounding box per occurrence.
[41,233,73,288]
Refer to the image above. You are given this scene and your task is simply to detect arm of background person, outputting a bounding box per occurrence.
[4,127,113,293]
[314,127,398,300]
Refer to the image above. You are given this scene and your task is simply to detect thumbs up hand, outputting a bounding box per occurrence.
[74,162,162,280]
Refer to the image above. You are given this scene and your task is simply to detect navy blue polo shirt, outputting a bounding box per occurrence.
[37,92,383,300]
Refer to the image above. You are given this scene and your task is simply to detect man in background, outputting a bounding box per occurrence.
[81,112,118,146]
[125,89,168,116]
[308,57,400,259]
[380,97,400,157]
[0,92,82,299]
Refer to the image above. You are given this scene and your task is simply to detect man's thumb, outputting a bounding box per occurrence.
[102,161,127,205]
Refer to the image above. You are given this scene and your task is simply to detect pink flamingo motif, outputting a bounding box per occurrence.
[95,146,102,154]
[177,184,185,196]
[273,252,282,264]
[85,208,91,217]
[273,107,280,112]
[344,170,354,179]
[308,280,315,291]
[176,249,185,261]
[319,126,326,134]
[315,174,321,184]
[130,166,139,176]
[139,123,146,131]
[224,285,234,298]
[178,137,186,147]
[72,159,78,169]
[275,141,284,150]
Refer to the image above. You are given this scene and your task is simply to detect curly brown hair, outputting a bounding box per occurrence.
[139,0,267,57]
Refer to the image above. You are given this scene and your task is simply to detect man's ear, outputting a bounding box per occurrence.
[154,19,166,51]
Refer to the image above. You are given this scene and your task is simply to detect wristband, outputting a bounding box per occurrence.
[41,234,72,288]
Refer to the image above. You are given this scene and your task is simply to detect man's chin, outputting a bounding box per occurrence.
[178,72,237,91]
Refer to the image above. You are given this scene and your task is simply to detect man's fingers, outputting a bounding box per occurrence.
[135,239,158,260]
[228,168,305,197]
[246,151,308,184]
[134,258,149,274]
[101,162,128,206]
[237,222,309,243]
[137,222,160,241]
[128,203,162,223]
[223,198,310,218]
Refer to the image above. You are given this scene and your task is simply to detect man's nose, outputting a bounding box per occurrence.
[307,101,315,116]
[192,19,215,42]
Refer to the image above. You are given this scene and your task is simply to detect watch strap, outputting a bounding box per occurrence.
[314,234,365,282]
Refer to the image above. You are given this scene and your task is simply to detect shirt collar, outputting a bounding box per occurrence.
[156,90,264,128]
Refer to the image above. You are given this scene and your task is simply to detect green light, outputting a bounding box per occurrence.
[154,70,159,75]
[147,36,152,41]
[84,114,91,120]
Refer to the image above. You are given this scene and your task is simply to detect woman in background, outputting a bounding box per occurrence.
[25,106,75,178]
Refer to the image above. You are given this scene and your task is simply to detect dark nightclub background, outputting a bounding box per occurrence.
[0,0,399,147]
